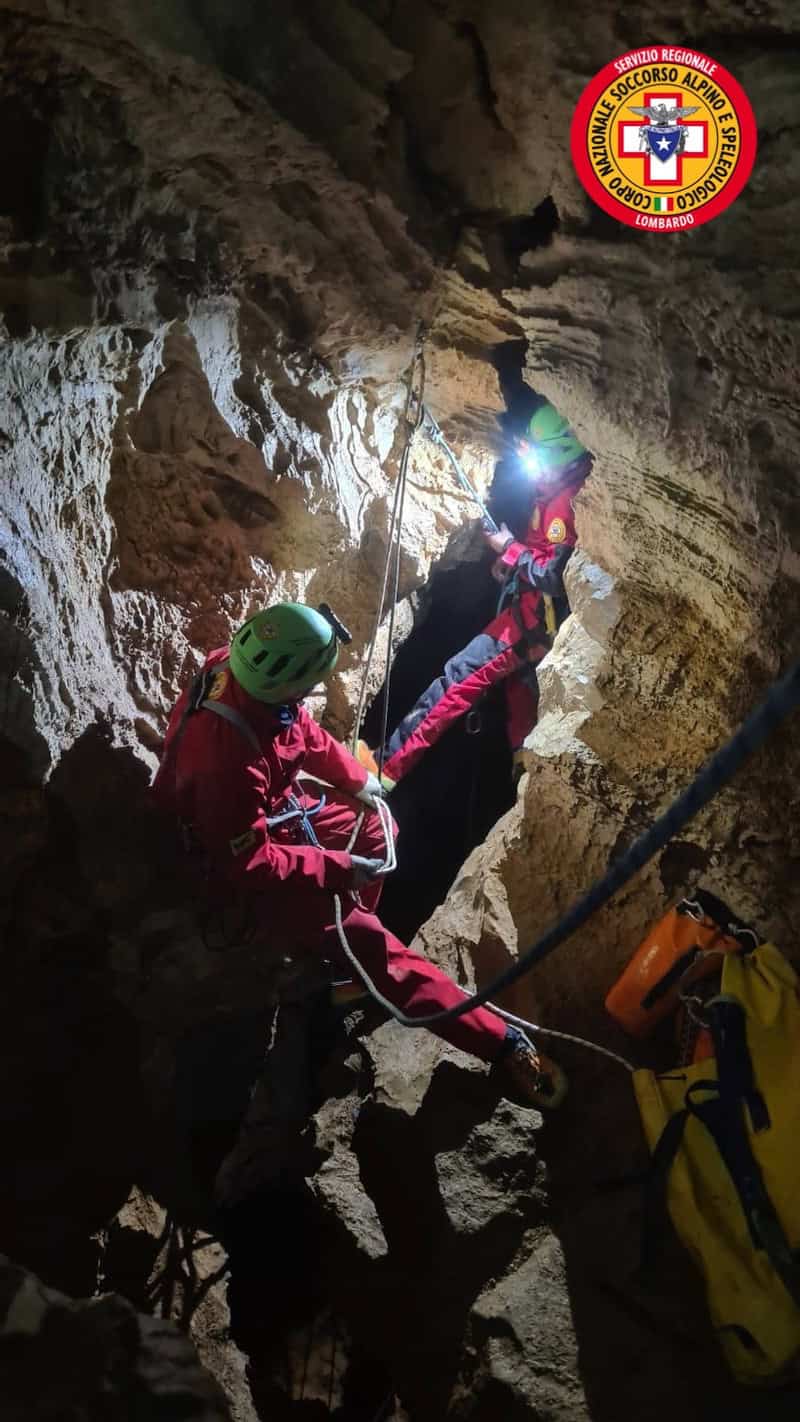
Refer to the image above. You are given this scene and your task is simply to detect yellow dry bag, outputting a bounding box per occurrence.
[634,941,800,1383]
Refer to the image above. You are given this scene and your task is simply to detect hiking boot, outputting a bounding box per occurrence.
[498,1029,568,1109]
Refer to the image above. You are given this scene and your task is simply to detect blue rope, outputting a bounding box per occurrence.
[354,658,800,1028]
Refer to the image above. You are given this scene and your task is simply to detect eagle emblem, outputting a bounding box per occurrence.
[628,103,700,162]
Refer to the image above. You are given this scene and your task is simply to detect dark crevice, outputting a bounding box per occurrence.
[362,364,578,945]
[500,195,561,265]
[363,555,515,946]
[492,340,540,440]
[456,196,562,292]
[453,20,507,135]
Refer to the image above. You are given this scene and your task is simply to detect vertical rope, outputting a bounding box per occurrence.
[350,328,426,758]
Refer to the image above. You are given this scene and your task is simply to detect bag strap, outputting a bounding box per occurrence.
[640,1100,692,1278]
[640,946,703,1010]
[708,996,770,1133]
[686,1086,800,1311]
[198,697,261,757]
[643,1008,800,1312]
[164,661,268,795]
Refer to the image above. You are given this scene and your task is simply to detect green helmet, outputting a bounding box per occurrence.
[526,402,588,476]
[229,603,338,703]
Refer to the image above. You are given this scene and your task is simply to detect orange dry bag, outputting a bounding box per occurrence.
[605,889,756,1039]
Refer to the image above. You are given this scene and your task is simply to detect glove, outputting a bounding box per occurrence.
[356,772,386,811]
[482,521,514,556]
[350,855,385,888]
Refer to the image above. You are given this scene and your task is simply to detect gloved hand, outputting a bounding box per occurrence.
[356,772,386,810]
[350,855,385,888]
[482,521,514,556]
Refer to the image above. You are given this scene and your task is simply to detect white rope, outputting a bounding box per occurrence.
[372,796,397,873]
[349,468,407,756]
[482,1001,635,1073]
[350,333,426,756]
[332,828,633,1075]
[334,271,634,1077]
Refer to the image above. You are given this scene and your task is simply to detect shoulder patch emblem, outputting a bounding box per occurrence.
[208,669,229,701]
[547,517,567,544]
[230,829,257,857]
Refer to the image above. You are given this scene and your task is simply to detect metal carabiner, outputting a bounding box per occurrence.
[465,709,482,736]
[680,899,707,923]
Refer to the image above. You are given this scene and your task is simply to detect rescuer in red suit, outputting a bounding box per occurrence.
[153,602,567,1108]
[376,403,591,787]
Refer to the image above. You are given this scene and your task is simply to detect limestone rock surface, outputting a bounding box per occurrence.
[1,1,799,1420]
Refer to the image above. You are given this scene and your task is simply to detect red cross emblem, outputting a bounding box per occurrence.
[617,91,709,186]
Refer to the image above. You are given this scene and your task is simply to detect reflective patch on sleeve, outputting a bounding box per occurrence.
[230,829,257,856]
[546,517,567,543]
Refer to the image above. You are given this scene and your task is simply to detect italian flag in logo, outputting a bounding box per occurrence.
[653,196,674,212]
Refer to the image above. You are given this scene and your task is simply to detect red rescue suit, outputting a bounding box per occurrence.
[152,649,506,1061]
[382,472,584,784]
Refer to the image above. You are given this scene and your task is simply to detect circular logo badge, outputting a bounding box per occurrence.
[571,47,756,232]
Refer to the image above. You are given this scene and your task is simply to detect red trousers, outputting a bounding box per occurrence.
[268,785,506,1062]
[382,596,547,784]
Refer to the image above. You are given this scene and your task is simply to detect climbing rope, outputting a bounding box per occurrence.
[421,405,498,532]
[482,1001,635,1073]
[350,226,485,761]
[333,893,634,1072]
[376,344,426,775]
[336,253,800,1062]
[350,325,426,759]
[335,657,800,1035]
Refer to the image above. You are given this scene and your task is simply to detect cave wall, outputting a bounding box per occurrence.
[1,1,800,1420]
[1,0,511,779]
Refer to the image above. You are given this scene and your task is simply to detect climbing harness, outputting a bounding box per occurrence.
[334,657,800,1032]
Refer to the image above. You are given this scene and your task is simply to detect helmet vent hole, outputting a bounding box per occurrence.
[252,650,269,665]
[271,654,291,676]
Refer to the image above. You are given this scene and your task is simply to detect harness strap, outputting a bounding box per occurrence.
[198,697,262,756]
[511,618,550,662]
[497,568,554,660]
[266,794,326,834]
